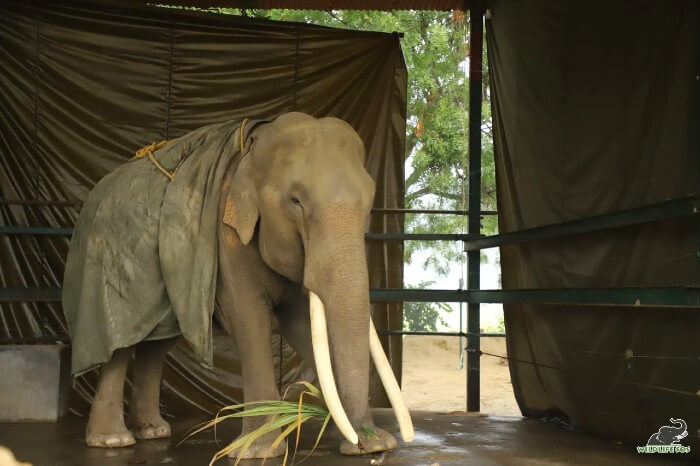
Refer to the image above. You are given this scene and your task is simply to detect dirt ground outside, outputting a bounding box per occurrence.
[402,335,521,416]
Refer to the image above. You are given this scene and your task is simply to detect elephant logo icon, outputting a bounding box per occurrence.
[637,418,691,454]
[647,418,688,446]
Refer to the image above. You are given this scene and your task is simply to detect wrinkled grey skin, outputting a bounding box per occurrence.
[646,418,688,446]
[85,112,397,457]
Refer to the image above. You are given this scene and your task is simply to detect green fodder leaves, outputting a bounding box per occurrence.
[182,381,333,465]
[361,426,378,439]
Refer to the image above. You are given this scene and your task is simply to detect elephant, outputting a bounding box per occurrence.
[64,112,413,458]
[646,418,688,446]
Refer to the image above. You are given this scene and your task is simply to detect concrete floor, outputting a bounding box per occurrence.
[0,409,693,466]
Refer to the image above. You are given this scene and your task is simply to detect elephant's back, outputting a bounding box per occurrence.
[61,118,254,375]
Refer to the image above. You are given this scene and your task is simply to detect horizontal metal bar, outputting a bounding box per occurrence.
[0,331,506,343]
[1,201,501,215]
[369,288,700,307]
[0,226,73,235]
[0,288,62,302]
[366,232,481,241]
[371,208,498,216]
[1,227,482,241]
[377,330,505,337]
[465,195,700,251]
[4,287,699,308]
[0,198,82,207]
[0,335,70,344]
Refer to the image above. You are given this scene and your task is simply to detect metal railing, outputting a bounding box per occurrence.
[3,193,699,413]
[3,284,699,307]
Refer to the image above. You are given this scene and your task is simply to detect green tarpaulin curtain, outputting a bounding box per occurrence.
[487,0,699,456]
[0,1,406,415]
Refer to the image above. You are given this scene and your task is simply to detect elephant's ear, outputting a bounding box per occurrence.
[223,154,259,245]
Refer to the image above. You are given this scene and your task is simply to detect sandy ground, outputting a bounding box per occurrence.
[402,335,521,416]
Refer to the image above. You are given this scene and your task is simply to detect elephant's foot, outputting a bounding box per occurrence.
[228,429,287,459]
[340,427,397,456]
[127,413,171,440]
[86,415,136,448]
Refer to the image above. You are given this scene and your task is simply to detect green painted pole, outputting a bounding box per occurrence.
[467,0,484,413]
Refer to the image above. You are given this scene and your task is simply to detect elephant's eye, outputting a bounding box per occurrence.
[290,196,301,205]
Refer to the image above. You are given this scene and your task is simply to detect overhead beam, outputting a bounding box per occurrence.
[124,0,471,12]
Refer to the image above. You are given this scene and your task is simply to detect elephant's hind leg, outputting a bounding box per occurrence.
[127,337,178,440]
[86,347,135,448]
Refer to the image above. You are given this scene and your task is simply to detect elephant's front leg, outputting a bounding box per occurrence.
[217,280,286,459]
[276,291,397,455]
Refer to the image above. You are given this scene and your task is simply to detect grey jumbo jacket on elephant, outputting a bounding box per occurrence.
[63,119,259,376]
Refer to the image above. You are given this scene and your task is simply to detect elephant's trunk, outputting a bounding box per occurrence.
[304,204,413,445]
[305,230,370,442]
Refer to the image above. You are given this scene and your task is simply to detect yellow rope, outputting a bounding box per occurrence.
[146,151,176,180]
[132,140,169,159]
[131,119,250,181]
[239,118,250,153]
[132,140,175,179]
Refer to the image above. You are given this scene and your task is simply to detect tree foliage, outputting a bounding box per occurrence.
[251,9,498,262]
[402,282,453,331]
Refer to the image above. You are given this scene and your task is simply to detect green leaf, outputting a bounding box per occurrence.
[361,426,379,439]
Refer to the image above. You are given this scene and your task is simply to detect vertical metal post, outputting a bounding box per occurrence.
[458,277,464,369]
[466,0,483,413]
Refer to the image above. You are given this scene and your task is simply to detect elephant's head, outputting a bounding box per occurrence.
[224,112,412,445]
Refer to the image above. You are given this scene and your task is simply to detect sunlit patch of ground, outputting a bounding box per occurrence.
[402,336,521,416]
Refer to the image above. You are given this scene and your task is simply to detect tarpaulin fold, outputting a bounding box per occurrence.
[487,0,699,456]
[0,1,406,414]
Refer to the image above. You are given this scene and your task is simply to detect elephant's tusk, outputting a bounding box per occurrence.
[369,318,415,442]
[309,291,359,445]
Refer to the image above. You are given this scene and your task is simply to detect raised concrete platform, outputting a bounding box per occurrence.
[0,345,70,422]
[0,410,693,465]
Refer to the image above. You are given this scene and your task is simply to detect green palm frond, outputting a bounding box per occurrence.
[182,381,345,465]
[183,381,381,465]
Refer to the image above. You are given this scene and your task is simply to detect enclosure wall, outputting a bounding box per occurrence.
[487,0,699,455]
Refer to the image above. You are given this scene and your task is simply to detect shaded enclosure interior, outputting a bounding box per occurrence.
[0,0,698,461]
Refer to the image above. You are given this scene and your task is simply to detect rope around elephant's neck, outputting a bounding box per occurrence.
[132,140,174,179]
[130,118,250,180]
